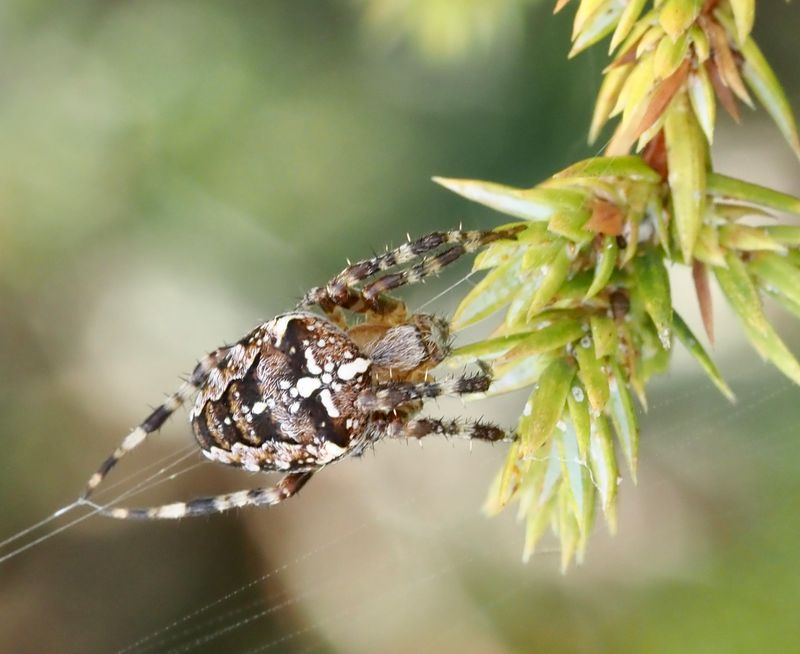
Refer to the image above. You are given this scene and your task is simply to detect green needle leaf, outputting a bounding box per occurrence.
[764,226,800,246]
[659,0,703,42]
[433,177,586,221]
[608,362,639,482]
[567,382,591,460]
[748,252,800,307]
[649,192,671,257]
[713,253,766,332]
[715,253,800,385]
[654,32,689,80]
[707,174,800,216]
[558,484,580,572]
[740,37,800,159]
[672,312,735,402]
[575,334,610,413]
[569,0,624,58]
[694,222,727,267]
[688,25,710,62]
[687,64,716,144]
[548,210,593,243]
[719,224,787,253]
[500,321,585,362]
[555,156,662,183]
[522,493,556,563]
[559,422,586,532]
[484,442,521,515]
[590,314,618,359]
[519,358,576,454]
[590,65,632,144]
[609,0,648,53]
[527,247,572,319]
[729,0,755,43]
[489,354,553,395]
[453,254,523,329]
[664,91,707,262]
[763,289,800,321]
[586,236,619,299]
[450,332,538,362]
[589,414,618,531]
[632,249,673,349]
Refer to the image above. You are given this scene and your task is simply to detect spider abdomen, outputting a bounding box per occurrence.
[190,313,373,473]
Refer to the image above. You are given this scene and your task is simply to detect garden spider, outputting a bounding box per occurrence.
[82,227,523,519]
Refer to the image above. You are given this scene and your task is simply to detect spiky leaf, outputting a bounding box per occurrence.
[587,236,619,298]
[687,63,716,144]
[719,224,786,253]
[632,249,673,349]
[519,358,576,453]
[664,91,707,262]
[555,156,661,183]
[673,312,735,401]
[453,254,523,328]
[567,383,591,459]
[501,321,585,362]
[715,253,800,385]
[588,414,618,530]
[658,0,702,42]
[527,247,572,318]
[590,314,618,359]
[706,174,800,216]
[608,362,639,482]
[748,252,800,307]
[434,177,586,221]
[740,37,800,159]
[590,65,633,144]
[610,0,648,53]
[575,335,610,412]
[729,0,755,43]
[569,0,623,58]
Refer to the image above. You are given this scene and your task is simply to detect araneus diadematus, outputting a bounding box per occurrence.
[82,227,522,519]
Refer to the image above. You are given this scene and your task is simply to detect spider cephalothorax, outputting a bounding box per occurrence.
[83,227,522,519]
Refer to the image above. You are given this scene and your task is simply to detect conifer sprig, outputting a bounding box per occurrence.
[438,0,800,569]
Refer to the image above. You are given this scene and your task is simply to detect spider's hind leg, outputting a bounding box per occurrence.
[81,346,229,501]
[96,471,315,520]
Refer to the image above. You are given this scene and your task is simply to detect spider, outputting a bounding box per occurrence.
[82,227,523,519]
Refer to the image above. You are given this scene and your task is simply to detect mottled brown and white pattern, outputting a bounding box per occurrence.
[82,227,522,520]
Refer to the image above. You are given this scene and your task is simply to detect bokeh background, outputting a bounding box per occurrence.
[1,1,799,653]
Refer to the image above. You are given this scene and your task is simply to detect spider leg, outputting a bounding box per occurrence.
[94,471,315,520]
[299,227,523,314]
[81,347,229,500]
[356,371,491,412]
[387,417,514,443]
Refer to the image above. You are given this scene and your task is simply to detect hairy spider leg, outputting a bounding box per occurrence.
[386,417,514,443]
[355,371,492,413]
[96,472,314,520]
[299,227,523,315]
[81,347,230,501]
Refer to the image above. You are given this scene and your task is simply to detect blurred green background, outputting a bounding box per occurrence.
[1,1,799,653]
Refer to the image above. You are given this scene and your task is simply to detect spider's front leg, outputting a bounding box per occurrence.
[298,228,523,317]
[93,471,315,520]
[356,370,492,413]
[385,417,514,443]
